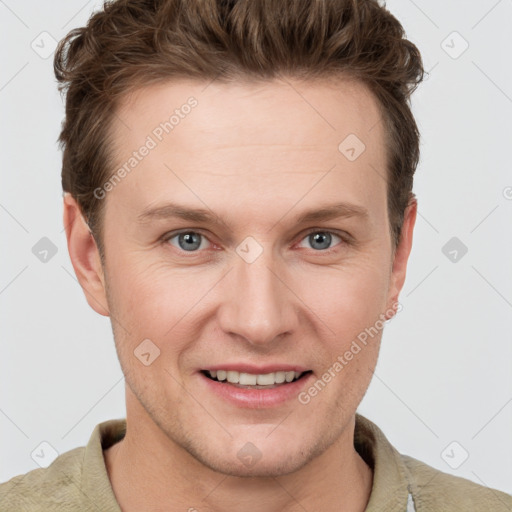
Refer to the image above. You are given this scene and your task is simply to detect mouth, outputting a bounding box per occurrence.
[197,364,315,408]
[200,369,313,389]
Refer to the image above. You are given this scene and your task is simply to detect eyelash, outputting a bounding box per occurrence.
[161,228,352,257]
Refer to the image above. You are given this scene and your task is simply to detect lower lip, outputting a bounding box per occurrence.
[199,372,314,409]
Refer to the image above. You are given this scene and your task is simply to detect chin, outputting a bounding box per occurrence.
[195,451,311,479]
[180,431,331,479]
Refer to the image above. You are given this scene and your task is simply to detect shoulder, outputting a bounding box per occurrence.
[0,446,85,511]
[402,453,512,512]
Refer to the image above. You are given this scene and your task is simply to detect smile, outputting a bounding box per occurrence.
[198,367,314,408]
[202,369,311,388]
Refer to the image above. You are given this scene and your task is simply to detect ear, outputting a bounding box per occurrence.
[63,193,110,316]
[385,195,417,318]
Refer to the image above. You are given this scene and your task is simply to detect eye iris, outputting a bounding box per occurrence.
[310,232,331,250]
[178,232,201,251]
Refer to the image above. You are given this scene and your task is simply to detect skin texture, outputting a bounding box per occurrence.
[64,77,416,512]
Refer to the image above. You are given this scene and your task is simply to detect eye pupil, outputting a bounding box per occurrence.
[309,232,332,250]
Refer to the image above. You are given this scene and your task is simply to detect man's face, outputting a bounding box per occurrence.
[83,78,413,476]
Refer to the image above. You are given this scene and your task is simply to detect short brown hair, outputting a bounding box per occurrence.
[54,0,424,258]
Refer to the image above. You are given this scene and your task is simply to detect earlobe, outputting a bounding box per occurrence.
[63,193,110,317]
[385,196,417,317]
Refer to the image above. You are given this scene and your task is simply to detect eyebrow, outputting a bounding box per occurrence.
[136,201,369,227]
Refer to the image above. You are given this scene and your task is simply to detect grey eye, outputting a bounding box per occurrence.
[169,232,206,252]
[299,232,342,251]
[310,232,331,250]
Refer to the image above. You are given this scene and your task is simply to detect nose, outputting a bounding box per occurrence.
[217,245,298,347]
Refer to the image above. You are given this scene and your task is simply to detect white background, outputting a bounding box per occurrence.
[1,0,511,497]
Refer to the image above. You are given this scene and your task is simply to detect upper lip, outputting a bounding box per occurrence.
[201,364,310,374]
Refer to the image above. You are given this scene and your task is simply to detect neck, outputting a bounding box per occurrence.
[104,404,373,512]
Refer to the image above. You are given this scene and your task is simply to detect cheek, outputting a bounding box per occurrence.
[300,262,388,405]
[298,256,390,340]
[106,259,181,333]
[106,259,218,359]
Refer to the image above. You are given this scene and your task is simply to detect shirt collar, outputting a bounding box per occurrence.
[354,413,416,511]
[81,418,125,511]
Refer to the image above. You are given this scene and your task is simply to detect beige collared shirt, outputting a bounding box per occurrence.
[1,413,510,511]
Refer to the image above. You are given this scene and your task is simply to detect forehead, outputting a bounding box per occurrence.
[113,76,384,152]
[105,77,387,226]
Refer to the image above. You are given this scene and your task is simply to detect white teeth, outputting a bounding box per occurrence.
[239,372,257,385]
[256,373,275,385]
[207,369,305,386]
[226,371,239,384]
[275,371,286,383]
